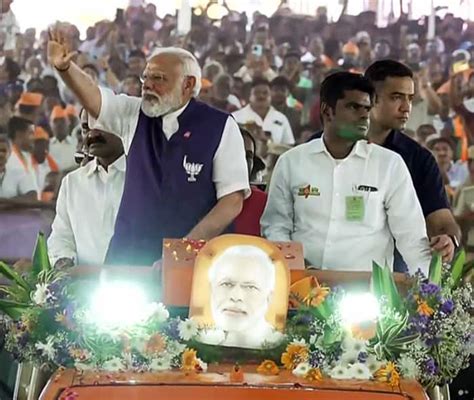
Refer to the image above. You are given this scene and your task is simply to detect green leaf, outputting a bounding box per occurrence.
[428,252,442,285]
[372,261,385,301]
[0,299,29,319]
[31,232,51,278]
[449,249,465,289]
[0,261,32,291]
[0,285,30,303]
[382,265,402,311]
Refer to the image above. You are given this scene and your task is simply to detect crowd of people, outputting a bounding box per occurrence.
[1,0,473,396]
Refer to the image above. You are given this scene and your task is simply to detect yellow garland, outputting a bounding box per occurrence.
[256,360,279,375]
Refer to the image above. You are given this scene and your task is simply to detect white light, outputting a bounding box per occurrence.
[340,293,380,325]
[88,282,154,329]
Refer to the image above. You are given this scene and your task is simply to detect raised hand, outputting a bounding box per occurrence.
[47,24,77,71]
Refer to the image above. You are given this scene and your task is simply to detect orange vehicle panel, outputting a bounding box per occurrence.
[40,367,428,400]
[56,385,414,400]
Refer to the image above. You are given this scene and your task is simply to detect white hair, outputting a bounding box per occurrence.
[208,245,276,292]
[147,47,202,97]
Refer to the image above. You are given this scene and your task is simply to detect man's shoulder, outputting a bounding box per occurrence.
[232,104,251,119]
[278,140,314,162]
[269,107,291,123]
[193,99,230,118]
[62,163,94,184]
[386,130,432,157]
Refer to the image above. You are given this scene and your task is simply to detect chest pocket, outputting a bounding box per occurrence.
[362,192,385,229]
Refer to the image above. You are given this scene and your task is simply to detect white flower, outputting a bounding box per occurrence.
[366,355,385,374]
[32,283,52,306]
[340,350,359,366]
[197,328,226,345]
[35,336,56,360]
[309,335,318,345]
[291,338,307,346]
[102,357,126,372]
[152,303,170,323]
[166,340,186,357]
[348,363,372,380]
[75,362,95,371]
[328,365,351,380]
[397,354,419,379]
[196,358,208,372]
[262,330,285,347]
[341,336,366,353]
[292,362,311,377]
[149,356,172,371]
[178,319,198,341]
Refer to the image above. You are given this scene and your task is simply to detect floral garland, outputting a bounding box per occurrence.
[0,235,472,389]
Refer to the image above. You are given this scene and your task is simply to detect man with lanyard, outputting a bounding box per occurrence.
[261,72,431,274]
[365,60,459,266]
[47,26,249,266]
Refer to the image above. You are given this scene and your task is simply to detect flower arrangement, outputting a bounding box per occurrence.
[0,235,472,391]
[284,253,473,388]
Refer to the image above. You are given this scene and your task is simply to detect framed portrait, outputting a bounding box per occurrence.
[189,234,290,349]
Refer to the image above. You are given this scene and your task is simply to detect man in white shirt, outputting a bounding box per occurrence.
[49,105,77,171]
[31,127,59,192]
[232,78,295,146]
[6,116,38,189]
[0,0,19,52]
[48,28,249,266]
[261,72,431,274]
[0,135,37,208]
[48,112,125,268]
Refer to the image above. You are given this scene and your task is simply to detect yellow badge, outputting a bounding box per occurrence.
[298,184,320,198]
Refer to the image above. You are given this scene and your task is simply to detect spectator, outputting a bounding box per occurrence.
[6,116,35,176]
[427,134,468,193]
[416,123,437,147]
[127,49,147,77]
[120,74,142,97]
[31,127,58,192]
[0,135,37,206]
[233,78,294,146]
[15,91,44,124]
[209,73,240,113]
[270,76,301,140]
[49,105,77,171]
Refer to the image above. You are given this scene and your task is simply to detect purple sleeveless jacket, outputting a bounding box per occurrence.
[105,99,229,266]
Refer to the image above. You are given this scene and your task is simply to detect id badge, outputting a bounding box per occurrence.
[345,196,365,221]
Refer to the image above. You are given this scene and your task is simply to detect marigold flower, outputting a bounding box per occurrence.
[145,333,166,355]
[374,362,400,387]
[303,277,330,307]
[257,360,279,375]
[281,344,309,370]
[305,368,323,382]
[417,300,434,316]
[181,348,198,371]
